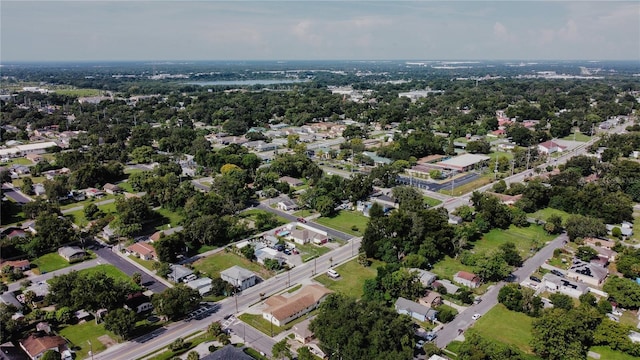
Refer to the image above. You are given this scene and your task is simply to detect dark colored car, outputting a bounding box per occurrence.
[551,270,564,277]
[529,276,541,283]
[297,217,307,223]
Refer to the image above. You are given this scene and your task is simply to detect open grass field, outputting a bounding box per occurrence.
[431,256,475,281]
[313,258,384,299]
[471,304,534,354]
[58,321,116,359]
[1,158,33,166]
[130,256,156,272]
[473,225,555,258]
[52,88,104,97]
[12,176,46,187]
[77,264,131,283]
[238,313,284,337]
[60,196,116,210]
[439,175,493,196]
[66,201,117,226]
[117,181,134,193]
[241,209,289,226]
[292,209,316,217]
[314,210,369,236]
[32,253,72,273]
[589,346,638,360]
[293,242,332,262]
[561,132,592,142]
[530,207,572,223]
[489,151,515,160]
[193,251,273,280]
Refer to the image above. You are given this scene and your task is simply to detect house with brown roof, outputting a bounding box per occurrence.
[263,285,332,326]
[453,271,481,289]
[279,176,303,187]
[420,291,443,308]
[103,183,122,195]
[292,317,315,344]
[19,333,69,360]
[1,259,30,271]
[583,237,616,250]
[486,192,523,206]
[126,242,157,261]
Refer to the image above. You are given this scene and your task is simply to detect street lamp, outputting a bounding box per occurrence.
[87,340,94,360]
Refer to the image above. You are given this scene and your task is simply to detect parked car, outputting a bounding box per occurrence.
[283,249,292,255]
[424,332,437,342]
[472,313,481,320]
[530,276,541,283]
[551,270,564,277]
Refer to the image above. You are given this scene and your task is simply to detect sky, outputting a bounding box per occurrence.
[1,1,639,62]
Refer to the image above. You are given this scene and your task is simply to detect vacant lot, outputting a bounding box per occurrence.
[154,207,185,229]
[58,321,116,359]
[439,175,493,196]
[423,196,442,207]
[77,264,131,283]
[471,304,534,354]
[474,225,555,258]
[561,132,592,142]
[193,251,273,280]
[431,256,475,281]
[313,258,383,299]
[314,210,369,236]
[530,207,572,223]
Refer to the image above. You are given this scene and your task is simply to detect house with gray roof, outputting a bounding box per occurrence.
[57,246,87,262]
[167,264,194,283]
[410,268,437,287]
[220,266,258,291]
[395,297,438,322]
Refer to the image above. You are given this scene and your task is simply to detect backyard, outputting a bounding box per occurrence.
[193,251,273,280]
[313,258,383,299]
[77,264,131,283]
[430,256,475,281]
[314,210,369,236]
[529,207,572,223]
[32,253,74,273]
[58,321,116,360]
[291,242,332,262]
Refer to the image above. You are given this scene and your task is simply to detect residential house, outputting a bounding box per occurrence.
[263,285,333,326]
[279,176,303,187]
[277,199,299,211]
[410,268,437,287]
[102,224,116,242]
[201,344,253,360]
[453,271,481,289]
[567,259,608,286]
[2,228,28,240]
[126,242,157,261]
[254,247,284,266]
[19,333,69,360]
[583,237,616,250]
[288,228,329,245]
[293,317,315,344]
[1,259,30,271]
[124,293,153,314]
[220,266,258,291]
[186,277,213,295]
[103,183,122,195]
[395,297,438,322]
[57,246,87,262]
[448,215,463,225]
[486,192,523,206]
[432,280,459,294]
[606,223,633,238]
[420,291,443,308]
[167,264,194,283]
[242,140,278,152]
[84,188,105,198]
[538,140,567,154]
[587,244,617,263]
[542,273,589,299]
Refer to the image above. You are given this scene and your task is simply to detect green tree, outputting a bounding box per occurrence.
[186,351,199,360]
[435,305,457,323]
[549,293,574,311]
[476,253,511,282]
[152,285,202,320]
[84,203,102,221]
[21,176,34,195]
[499,242,523,267]
[564,215,607,241]
[603,277,640,309]
[297,346,314,360]
[40,350,61,360]
[208,321,223,338]
[131,272,142,286]
[272,339,293,360]
[576,246,598,262]
[103,308,137,339]
[55,306,73,324]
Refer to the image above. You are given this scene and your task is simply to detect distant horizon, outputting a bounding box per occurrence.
[2,1,638,62]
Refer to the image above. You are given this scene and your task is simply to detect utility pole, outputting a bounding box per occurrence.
[88,340,94,360]
[494,158,498,180]
[526,147,531,170]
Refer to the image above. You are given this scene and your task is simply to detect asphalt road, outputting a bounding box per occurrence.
[397,172,479,192]
[7,258,103,293]
[92,243,168,294]
[94,237,361,360]
[434,233,567,348]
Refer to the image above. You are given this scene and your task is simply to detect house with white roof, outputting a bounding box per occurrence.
[538,140,567,154]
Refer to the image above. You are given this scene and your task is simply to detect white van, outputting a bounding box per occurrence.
[327,269,340,279]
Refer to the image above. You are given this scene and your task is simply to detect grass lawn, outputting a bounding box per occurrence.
[238,313,283,337]
[2,158,33,166]
[561,132,592,142]
[193,251,273,280]
[124,168,146,175]
[292,242,332,262]
[439,175,493,196]
[314,210,369,236]
[489,151,515,160]
[77,264,131,283]
[117,181,134,193]
[474,225,555,258]
[424,196,442,207]
[12,176,46,187]
[130,256,156,272]
[313,258,384,299]
[431,256,475,281]
[471,304,534,354]
[147,332,211,360]
[629,212,640,243]
[589,346,637,360]
[66,202,117,226]
[32,253,72,273]
[59,196,117,210]
[58,321,116,359]
[530,207,572,223]
[53,88,103,97]
[241,209,289,225]
[292,209,316,217]
[155,207,185,229]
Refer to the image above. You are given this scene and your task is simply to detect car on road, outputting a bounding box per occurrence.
[473,297,482,304]
[529,275,541,283]
[472,313,481,320]
[283,249,292,255]
[297,217,307,223]
[424,332,437,342]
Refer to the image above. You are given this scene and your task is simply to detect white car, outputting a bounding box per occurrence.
[472,313,481,320]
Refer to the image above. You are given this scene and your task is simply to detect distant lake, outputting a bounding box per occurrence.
[185,79,308,86]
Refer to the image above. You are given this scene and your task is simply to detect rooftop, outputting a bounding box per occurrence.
[220,266,256,281]
[437,153,490,168]
[264,285,332,321]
